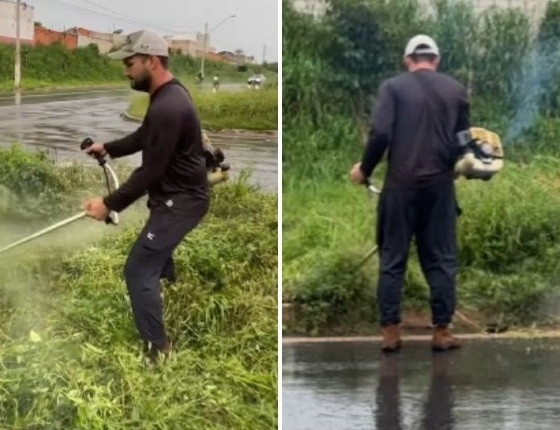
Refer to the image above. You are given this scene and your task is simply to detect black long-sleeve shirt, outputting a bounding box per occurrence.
[103,79,209,212]
[360,69,470,189]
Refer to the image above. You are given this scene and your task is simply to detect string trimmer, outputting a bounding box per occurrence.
[357,178,380,267]
[0,138,119,255]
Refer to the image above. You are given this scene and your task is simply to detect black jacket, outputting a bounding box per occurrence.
[361,69,470,188]
[103,79,209,212]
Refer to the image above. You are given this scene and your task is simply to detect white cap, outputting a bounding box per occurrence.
[404,34,440,57]
[108,30,169,60]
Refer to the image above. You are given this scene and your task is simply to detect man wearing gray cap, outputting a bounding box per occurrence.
[349,35,469,353]
[82,30,210,363]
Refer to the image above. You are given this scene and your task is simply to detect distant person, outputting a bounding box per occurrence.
[196,71,204,87]
[83,30,210,364]
[213,74,220,93]
[349,35,469,353]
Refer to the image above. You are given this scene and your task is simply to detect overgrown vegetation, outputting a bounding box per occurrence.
[126,89,278,131]
[0,146,105,221]
[283,0,560,333]
[0,43,276,92]
[0,147,277,428]
[170,54,276,84]
[0,44,123,91]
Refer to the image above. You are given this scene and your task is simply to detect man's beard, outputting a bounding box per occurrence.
[130,73,151,92]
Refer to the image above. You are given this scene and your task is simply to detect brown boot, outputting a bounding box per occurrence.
[381,325,402,353]
[432,326,462,351]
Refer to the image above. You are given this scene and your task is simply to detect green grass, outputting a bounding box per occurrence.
[0,43,277,94]
[0,149,278,428]
[283,159,560,334]
[127,89,278,131]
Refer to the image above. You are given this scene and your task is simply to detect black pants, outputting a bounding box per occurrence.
[124,196,209,347]
[376,180,458,327]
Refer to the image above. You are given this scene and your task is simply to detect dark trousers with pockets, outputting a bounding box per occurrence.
[124,196,209,347]
[377,179,458,327]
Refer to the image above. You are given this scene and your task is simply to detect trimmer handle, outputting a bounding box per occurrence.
[81,137,119,226]
[80,137,107,166]
[364,178,380,195]
[106,211,118,225]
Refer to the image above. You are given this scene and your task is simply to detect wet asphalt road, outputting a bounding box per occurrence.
[0,89,277,191]
[283,338,560,430]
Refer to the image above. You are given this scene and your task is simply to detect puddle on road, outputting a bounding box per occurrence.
[283,339,560,430]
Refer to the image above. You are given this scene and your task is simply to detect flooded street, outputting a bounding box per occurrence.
[283,338,560,430]
[0,89,277,191]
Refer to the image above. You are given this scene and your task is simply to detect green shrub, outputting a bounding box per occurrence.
[0,146,104,221]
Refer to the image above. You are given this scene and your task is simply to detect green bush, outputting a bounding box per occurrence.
[0,146,104,221]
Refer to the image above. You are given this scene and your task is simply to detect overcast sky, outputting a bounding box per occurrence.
[29,0,278,62]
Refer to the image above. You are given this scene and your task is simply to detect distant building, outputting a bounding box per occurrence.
[290,0,548,24]
[418,0,548,27]
[165,32,221,57]
[67,28,126,54]
[204,52,230,63]
[290,0,327,18]
[34,26,77,50]
[0,1,35,45]
[31,26,126,53]
[195,32,217,56]
[217,50,256,65]
[165,34,198,56]
[216,51,240,65]
[0,7,124,54]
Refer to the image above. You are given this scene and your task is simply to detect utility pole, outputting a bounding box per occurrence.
[15,0,22,93]
[199,15,235,79]
[262,44,267,64]
[200,22,208,79]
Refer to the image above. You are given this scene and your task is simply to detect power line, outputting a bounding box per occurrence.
[74,0,190,31]
[33,0,179,34]
[35,0,231,36]
[75,0,139,17]
[21,0,250,55]
[76,0,199,33]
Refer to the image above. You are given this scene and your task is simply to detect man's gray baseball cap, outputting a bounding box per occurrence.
[404,34,440,57]
[108,30,169,60]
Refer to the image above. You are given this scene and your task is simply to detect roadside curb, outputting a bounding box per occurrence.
[283,330,560,344]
